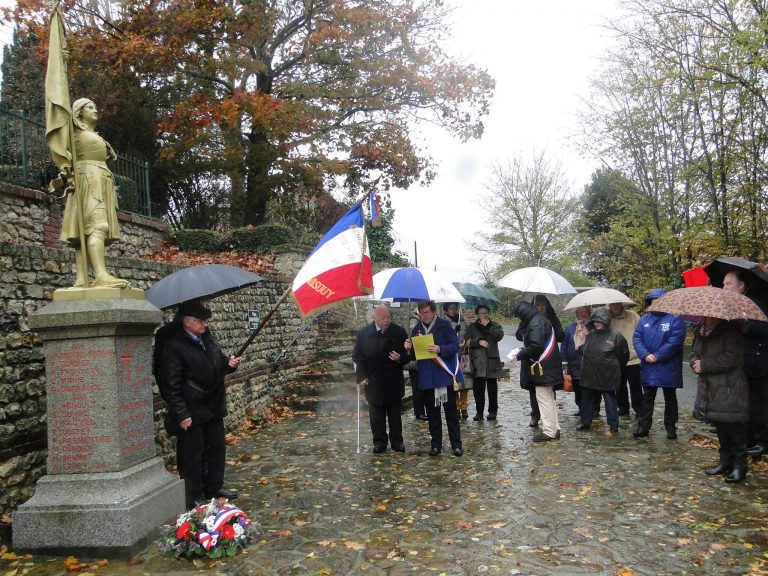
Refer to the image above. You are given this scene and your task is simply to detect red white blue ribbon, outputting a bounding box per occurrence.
[530,328,556,376]
[432,354,461,387]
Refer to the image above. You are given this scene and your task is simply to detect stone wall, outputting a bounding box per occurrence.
[0,181,166,257]
[0,239,324,518]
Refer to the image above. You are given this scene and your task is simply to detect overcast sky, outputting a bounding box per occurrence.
[389,0,620,283]
[0,1,620,284]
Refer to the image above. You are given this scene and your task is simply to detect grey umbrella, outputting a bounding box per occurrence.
[145,264,264,310]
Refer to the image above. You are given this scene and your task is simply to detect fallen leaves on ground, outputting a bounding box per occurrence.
[144,245,275,275]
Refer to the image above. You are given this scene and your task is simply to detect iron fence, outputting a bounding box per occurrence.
[0,104,152,217]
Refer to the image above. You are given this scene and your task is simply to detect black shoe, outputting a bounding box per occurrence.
[373,444,387,454]
[461,410,469,419]
[725,469,747,483]
[632,428,649,438]
[555,430,561,439]
[452,447,463,457]
[186,494,206,509]
[487,413,497,420]
[416,415,429,421]
[666,429,677,440]
[532,433,556,442]
[618,410,630,417]
[576,423,591,431]
[473,414,484,421]
[592,411,600,419]
[747,444,766,457]
[610,427,618,433]
[705,463,732,476]
[429,447,440,457]
[391,443,405,452]
[206,488,238,500]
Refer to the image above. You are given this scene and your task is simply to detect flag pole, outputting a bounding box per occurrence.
[234,286,292,358]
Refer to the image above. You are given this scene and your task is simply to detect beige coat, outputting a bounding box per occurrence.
[610,309,641,366]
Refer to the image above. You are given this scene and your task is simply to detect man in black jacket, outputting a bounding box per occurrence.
[353,305,409,453]
[159,300,241,508]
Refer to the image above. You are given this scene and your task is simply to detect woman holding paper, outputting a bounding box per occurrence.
[404,300,464,457]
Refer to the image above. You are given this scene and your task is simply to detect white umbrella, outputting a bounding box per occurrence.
[372,267,465,303]
[564,287,635,310]
[497,266,576,295]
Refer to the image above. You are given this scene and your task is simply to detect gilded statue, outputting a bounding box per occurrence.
[59,98,130,288]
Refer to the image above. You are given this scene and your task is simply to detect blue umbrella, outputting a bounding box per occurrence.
[452,282,500,310]
[372,267,465,303]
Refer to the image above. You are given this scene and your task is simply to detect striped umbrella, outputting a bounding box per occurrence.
[372,267,465,303]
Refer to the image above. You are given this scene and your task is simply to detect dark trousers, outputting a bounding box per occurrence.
[617,364,642,414]
[636,386,678,432]
[573,378,582,407]
[177,417,226,506]
[409,370,426,418]
[369,400,403,448]
[715,422,749,471]
[528,388,540,419]
[423,387,461,451]
[747,375,768,448]
[473,377,498,416]
[580,389,619,430]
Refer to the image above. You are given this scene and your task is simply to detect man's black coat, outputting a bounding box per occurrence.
[159,327,231,426]
[352,322,409,406]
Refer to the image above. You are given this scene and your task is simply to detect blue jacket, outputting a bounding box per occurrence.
[410,316,463,390]
[560,321,585,379]
[633,312,686,388]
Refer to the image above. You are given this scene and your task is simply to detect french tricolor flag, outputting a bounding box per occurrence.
[292,203,373,317]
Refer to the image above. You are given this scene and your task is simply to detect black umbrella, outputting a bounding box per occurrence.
[704,256,768,302]
[145,264,264,310]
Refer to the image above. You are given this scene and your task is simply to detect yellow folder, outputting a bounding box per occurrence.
[412,334,437,360]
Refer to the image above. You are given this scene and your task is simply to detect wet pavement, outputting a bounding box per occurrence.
[4,327,768,575]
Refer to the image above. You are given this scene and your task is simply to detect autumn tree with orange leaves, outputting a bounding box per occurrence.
[4,0,495,231]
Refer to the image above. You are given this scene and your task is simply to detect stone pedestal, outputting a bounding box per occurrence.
[13,298,184,555]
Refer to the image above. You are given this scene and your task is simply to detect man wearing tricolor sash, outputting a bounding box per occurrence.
[404,300,464,457]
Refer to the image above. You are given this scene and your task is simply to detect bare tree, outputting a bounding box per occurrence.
[471,150,581,278]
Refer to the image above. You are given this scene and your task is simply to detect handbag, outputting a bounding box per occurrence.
[460,343,472,374]
[562,369,574,392]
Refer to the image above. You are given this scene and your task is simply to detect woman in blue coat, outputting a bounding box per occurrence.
[404,300,463,457]
[632,289,686,439]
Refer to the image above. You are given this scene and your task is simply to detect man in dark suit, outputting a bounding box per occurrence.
[353,305,409,453]
[159,300,241,508]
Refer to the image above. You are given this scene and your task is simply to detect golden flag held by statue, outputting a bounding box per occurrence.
[45,2,72,180]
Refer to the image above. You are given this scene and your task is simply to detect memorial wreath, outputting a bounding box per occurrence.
[158,499,254,559]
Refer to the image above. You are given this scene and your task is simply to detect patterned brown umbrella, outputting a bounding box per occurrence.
[646,286,768,322]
